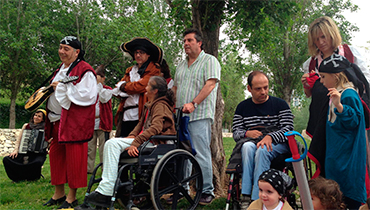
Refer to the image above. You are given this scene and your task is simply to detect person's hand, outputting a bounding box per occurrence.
[97,75,103,84]
[47,137,53,143]
[301,70,315,88]
[245,130,263,138]
[257,135,273,152]
[126,145,139,157]
[50,81,59,90]
[301,73,310,88]
[182,103,195,114]
[328,88,343,113]
[9,150,18,159]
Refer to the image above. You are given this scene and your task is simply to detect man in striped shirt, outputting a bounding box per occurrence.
[172,28,221,205]
[232,71,294,206]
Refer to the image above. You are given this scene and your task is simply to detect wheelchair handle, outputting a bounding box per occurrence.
[284,131,308,162]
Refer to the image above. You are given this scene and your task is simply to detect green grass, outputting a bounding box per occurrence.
[0,138,236,209]
[0,156,95,209]
[0,137,313,209]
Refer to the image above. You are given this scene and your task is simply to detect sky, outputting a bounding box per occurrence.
[343,0,370,60]
[343,0,370,47]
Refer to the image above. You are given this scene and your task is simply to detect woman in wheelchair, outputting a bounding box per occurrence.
[86,76,176,206]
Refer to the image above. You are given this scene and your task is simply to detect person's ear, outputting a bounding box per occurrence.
[247,85,252,93]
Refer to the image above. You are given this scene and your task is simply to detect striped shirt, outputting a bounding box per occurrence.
[174,50,221,122]
[232,96,294,144]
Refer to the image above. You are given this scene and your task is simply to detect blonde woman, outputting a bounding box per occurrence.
[300,16,370,178]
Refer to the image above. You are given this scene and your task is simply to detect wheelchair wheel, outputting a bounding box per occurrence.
[150,149,203,210]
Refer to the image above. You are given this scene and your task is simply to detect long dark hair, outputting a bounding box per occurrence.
[29,110,46,129]
[150,76,176,106]
[160,59,171,79]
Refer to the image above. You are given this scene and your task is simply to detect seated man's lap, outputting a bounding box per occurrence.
[241,142,290,198]
[255,143,290,161]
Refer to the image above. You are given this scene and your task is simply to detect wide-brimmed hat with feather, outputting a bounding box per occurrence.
[120,37,163,64]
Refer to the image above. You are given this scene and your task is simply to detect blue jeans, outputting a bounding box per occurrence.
[185,118,214,196]
[241,141,289,200]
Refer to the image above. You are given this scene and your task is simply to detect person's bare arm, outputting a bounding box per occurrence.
[183,79,217,114]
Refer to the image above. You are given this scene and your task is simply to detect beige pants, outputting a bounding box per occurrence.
[87,130,107,173]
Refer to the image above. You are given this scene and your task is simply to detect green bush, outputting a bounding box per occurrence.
[0,101,36,129]
[0,100,117,129]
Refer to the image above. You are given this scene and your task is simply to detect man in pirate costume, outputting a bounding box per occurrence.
[43,36,97,209]
[113,37,162,137]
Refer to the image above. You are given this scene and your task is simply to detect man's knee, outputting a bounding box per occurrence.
[241,142,256,153]
[104,138,117,151]
[254,146,272,162]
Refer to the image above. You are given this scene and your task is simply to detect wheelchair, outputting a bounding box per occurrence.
[82,108,203,210]
[225,146,303,210]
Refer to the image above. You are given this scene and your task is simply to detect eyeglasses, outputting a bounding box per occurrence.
[134,50,146,55]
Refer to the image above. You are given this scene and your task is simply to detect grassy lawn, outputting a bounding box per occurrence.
[0,137,236,209]
[0,136,313,209]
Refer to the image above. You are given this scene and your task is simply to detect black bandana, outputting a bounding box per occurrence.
[319,54,369,99]
[319,54,352,73]
[259,169,286,196]
[134,45,149,54]
[60,36,85,60]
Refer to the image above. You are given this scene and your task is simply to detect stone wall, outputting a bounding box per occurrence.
[0,130,235,156]
[2,130,310,156]
[0,129,21,156]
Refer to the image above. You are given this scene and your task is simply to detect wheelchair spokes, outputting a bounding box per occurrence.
[150,149,203,210]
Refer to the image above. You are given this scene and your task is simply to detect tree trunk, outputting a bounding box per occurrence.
[191,0,226,197]
[9,93,16,129]
[211,86,226,197]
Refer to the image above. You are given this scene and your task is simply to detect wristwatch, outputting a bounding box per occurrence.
[191,101,198,109]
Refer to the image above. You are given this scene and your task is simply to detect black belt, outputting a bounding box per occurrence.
[122,105,139,112]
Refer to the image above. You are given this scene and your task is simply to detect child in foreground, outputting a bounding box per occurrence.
[248,169,293,210]
[308,177,346,210]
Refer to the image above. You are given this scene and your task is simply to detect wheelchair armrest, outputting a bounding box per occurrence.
[119,136,176,160]
[149,135,177,140]
[120,144,157,159]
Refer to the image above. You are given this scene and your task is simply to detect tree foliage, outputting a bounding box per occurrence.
[0,0,54,128]
[219,42,248,131]
[0,0,183,128]
[225,0,358,104]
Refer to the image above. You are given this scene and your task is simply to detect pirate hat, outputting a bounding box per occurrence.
[120,37,163,63]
